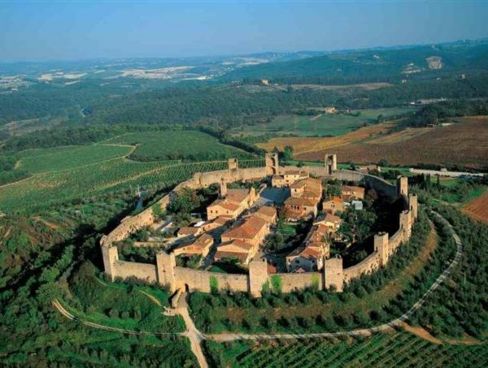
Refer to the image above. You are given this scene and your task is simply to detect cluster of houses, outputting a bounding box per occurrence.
[173,181,276,266]
[171,168,367,273]
[215,206,277,264]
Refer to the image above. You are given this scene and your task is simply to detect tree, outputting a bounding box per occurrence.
[270,275,282,294]
[283,145,294,161]
[209,276,219,294]
[265,232,285,252]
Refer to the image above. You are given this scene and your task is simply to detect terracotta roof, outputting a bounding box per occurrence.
[226,188,251,203]
[254,206,277,222]
[307,224,329,243]
[288,243,325,259]
[342,186,365,197]
[174,234,213,255]
[285,196,317,207]
[283,207,308,219]
[215,249,249,263]
[214,216,231,225]
[323,213,342,225]
[192,233,213,247]
[222,215,267,240]
[209,199,241,212]
[178,226,201,236]
[218,239,254,252]
[323,196,343,205]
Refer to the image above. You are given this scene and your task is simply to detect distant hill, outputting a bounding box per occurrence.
[220,40,488,84]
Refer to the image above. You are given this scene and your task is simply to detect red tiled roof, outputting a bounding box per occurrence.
[178,226,201,236]
[222,215,267,240]
[285,196,317,207]
[254,206,277,222]
[208,199,241,212]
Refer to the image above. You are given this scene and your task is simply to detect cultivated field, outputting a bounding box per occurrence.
[17,144,132,173]
[0,155,234,213]
[463,191,488,224]
[258,122,393,154]
[104,130,254,161]
[260,116,488,169]
[233,107,413,137]
[205,331,488,368]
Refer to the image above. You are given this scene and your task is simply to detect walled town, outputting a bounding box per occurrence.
[100,153,418,298]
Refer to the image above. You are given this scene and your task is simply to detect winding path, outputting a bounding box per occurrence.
[53,211,463,367]
[205,210,463,342]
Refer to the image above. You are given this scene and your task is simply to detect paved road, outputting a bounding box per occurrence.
[409,168,485,178]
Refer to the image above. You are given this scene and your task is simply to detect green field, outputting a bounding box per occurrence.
[65,262,185,333]
[204,332,488,368]
[0,157,233,212]
[104,130,254,161]
[0,149,265,213]
[17,144,132,173]
[233,107,414,137]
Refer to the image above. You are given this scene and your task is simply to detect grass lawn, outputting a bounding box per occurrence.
[64,266,185,333]
[234,107,413,137]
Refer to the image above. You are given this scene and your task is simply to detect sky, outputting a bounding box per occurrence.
[0,0,487,61]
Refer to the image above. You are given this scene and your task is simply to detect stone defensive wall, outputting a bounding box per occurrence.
[101,155,419,297]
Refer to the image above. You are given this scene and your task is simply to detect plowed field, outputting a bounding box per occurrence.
[259,116,488,169]
[463,191,488,224]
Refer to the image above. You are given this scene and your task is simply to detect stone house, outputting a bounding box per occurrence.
[215,213,274,264]
[322,196,345,215]
[341,185,365,201]
[177,226,203,238]
[253,206,277,224]
[201,216,230,232]
[286,222,331,272]
[315,213,342,234]
[271,169,308,188]
[284,177,323,221]
[173,234,214,258]
[207,186,257,220]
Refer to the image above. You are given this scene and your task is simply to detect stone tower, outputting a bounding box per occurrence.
[156,252,176,293]
[228,158,238,171]
[265,152,279,176]
[323,256,344,291]
[374,232,389,266]
[399,210,412,238]
[102,246,119,281]
[324,153,337,175]
[409,194,418,220]
[219,177,227,198]
[397,176,408,197]
[249,259,268,297]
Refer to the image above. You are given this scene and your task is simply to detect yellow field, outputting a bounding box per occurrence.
[258,122,394,155]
